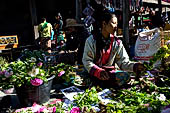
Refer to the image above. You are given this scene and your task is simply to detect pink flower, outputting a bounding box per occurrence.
[3,87,14,94]
[31,78,43,86]
[58,71,65,77]
[53,107,56,113]
[37,62,43,67]
[46,107,55,112]
[70,107,81,113]
[31,103,42,112]
[39,106,47,112]
[15,109,23,112]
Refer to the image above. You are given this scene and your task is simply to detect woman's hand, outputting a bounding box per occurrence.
[134,63,145,80]
[100,70,110,80]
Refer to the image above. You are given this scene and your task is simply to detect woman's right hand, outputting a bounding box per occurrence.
[100,70,110,80]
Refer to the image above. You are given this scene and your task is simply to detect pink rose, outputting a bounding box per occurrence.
[31,78,43,86]
[70,107,81,113]
[58,71,65,77]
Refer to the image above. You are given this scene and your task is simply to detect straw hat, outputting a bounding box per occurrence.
[65,18,84,28]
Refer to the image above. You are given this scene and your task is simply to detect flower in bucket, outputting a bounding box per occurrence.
[31,78,43,86]
[0,58,49,89]
[0,50,52,90]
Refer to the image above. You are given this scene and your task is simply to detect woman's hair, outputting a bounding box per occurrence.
[93,7,116,31]
[91,6,117,62]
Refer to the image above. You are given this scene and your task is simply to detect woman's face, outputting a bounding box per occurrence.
[103,16,118,35]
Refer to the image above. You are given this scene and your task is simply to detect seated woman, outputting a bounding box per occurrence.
[82,8,144,87]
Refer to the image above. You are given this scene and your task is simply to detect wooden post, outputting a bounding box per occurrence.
[29,0,37,26]
[76,0,82,22]
[29,0,38,40]
[158,0,162,18]
[160,27,165,47]
[123,0,130,54]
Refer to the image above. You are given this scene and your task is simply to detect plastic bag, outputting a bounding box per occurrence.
[135,28,161,62]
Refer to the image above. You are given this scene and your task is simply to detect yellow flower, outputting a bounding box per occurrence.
[164,53,170,58]
[163,45,168,50]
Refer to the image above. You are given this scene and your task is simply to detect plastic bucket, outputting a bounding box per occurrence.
[15,75,55,107]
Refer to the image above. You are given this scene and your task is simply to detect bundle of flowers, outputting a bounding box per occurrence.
[15,99,81,113]
[15,99,64,113]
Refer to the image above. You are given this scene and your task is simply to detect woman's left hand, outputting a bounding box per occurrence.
[134,63,145,74]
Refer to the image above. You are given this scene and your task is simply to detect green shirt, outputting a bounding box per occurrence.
[38,22,52,38]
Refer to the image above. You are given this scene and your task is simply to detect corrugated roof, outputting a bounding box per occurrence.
[143,0,170,6]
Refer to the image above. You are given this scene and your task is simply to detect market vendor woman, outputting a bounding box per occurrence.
[82,8,144,87]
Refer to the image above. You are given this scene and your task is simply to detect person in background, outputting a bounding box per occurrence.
[64,18,90,65]
[82,8,144,87]
[38,17,53,53]
[54,13,63,39]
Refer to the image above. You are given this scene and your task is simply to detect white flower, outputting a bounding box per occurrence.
[28,68,40,77]
[156,94,166,101]
[30,57,36,62]
[28,71,35,77]
[42,53,45,56]
[35,68,40,75]
[40,73,44,76]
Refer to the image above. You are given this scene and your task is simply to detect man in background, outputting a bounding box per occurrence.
[38,17,53,53]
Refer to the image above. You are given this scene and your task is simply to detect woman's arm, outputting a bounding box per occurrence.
[82,36,105,79]
[115,41,137,72]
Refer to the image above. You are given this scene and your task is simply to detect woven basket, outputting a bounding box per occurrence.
[160,28,170,46]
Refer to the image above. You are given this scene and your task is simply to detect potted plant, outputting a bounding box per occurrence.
[0,50,58,107]
[0,56,55,106]
[0,49,78,107]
